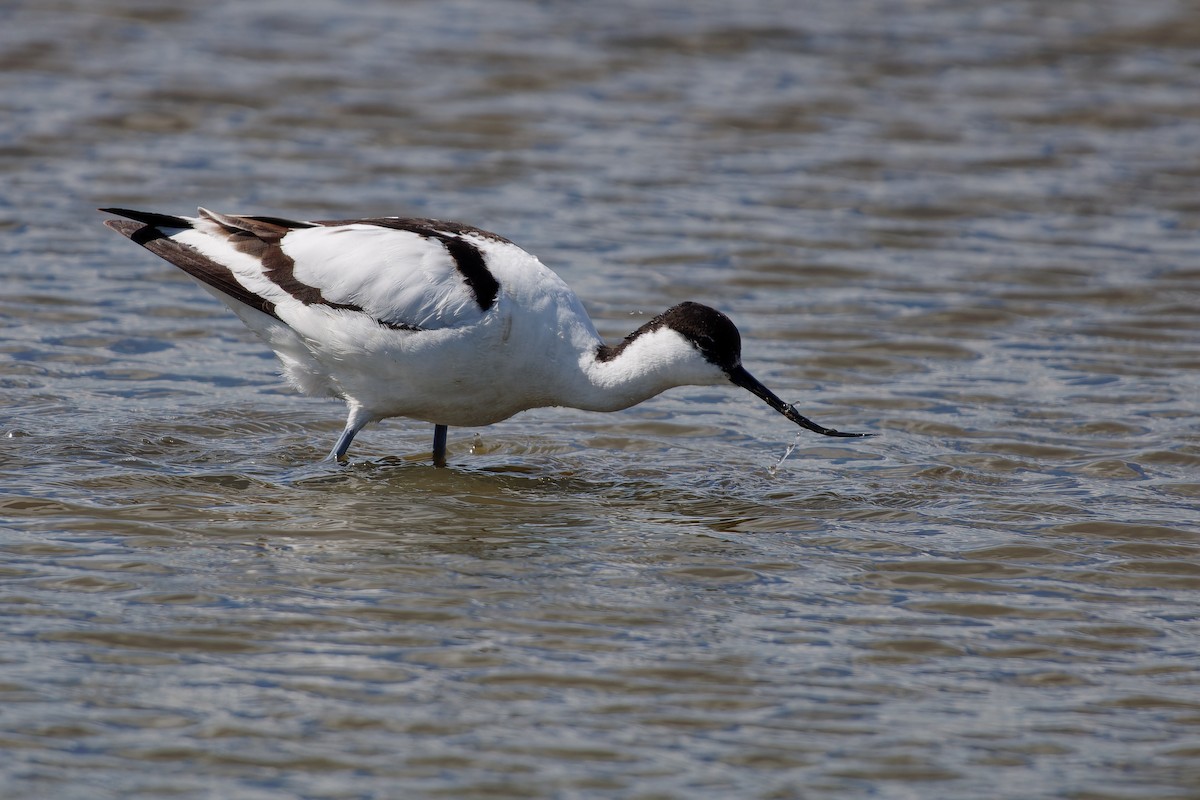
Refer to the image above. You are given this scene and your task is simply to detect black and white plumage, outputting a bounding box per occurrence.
[102,207,870,464]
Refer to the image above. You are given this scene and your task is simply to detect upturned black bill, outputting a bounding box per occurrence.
[728,365,873,438]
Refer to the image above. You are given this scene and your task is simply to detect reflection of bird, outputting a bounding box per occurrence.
[102,207,871,465]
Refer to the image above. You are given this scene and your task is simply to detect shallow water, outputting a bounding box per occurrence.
[3,0,1200,797]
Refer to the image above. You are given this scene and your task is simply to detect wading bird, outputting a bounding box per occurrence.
[103,208,870,465]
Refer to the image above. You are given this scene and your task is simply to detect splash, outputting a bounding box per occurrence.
[767,430,806,476]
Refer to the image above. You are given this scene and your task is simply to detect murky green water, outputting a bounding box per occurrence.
[3,1,1199,797]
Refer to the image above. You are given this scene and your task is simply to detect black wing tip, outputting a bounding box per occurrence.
[102,217,171,246]
[103,218,141,236]
[100,207,192,229]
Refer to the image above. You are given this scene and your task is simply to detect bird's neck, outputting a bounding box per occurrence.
[558,325,724,413]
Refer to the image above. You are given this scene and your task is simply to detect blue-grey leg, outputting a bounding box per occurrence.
[327,404,372,462]
[432,425,448,467]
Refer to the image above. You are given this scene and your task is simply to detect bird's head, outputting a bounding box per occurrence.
[657,302,873,439]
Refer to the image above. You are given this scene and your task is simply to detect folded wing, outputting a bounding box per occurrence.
[101,207,507,333]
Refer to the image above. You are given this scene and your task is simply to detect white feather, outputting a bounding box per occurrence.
[279,224,482,330]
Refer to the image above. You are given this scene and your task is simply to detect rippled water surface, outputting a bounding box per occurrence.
[3,1,1200,797]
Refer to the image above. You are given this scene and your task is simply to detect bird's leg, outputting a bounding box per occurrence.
[432,424,448,468]
[326,403,372,463]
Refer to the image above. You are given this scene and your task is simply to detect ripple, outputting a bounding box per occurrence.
[3,0,1200,798]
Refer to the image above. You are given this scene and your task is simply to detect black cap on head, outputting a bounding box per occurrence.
[596,301,743,366]
[657,301,743,370]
